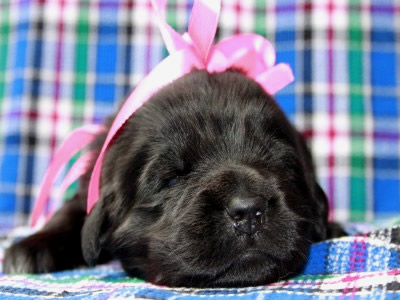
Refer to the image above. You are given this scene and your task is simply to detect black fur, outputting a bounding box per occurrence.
[3,70,345,287]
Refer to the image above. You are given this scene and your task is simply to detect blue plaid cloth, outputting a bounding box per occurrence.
[1,0,400,231]
[1,222,400,299]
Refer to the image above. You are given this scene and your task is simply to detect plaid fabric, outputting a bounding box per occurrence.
[1,0,400,230]
[1,222,400,299]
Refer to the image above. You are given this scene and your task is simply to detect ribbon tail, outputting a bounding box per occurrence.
[154,17,189,54]
[46,150,95,222]
[188,0,220,62]
[151,0,189,54]
[255,63,294,95]
[30,124,104,227]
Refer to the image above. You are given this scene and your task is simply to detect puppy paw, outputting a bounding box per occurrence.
[3,231,84,274]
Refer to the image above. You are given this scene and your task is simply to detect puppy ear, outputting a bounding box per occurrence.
[312,182,347,239]
[81,199,110,266]
[311,182,329,241]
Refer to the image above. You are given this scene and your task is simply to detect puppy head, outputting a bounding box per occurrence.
[82,70,329,287]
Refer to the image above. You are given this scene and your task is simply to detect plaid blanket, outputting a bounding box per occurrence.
[0,222,400,299]
[1,0,400,230]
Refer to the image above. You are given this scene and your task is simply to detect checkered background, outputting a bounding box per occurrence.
[0,0,399,231]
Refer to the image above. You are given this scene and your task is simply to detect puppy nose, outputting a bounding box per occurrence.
[226,197,265,236]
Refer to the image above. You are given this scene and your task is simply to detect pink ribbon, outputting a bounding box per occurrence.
[31,125,104,226]
[30,0,294,226]
[45,150,95,222]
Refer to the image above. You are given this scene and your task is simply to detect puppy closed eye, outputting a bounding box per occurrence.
[162,166,192,189]
[165,176,179,188]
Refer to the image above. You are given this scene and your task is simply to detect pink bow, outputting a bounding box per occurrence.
[31,0,294,226]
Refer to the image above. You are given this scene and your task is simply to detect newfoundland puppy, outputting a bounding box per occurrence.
[3,69,344,287]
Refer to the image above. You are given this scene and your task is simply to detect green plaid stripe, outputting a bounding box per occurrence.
[73,3,90,126]
[0,7,9,135]
[349,0,366,221]
[64,0,93,201]
[254,0,267,37]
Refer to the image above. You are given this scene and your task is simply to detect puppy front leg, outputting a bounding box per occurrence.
[3,197,87,274]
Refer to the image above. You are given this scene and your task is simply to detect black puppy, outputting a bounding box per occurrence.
[3,70,344,287]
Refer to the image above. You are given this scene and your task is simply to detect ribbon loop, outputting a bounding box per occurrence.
[46,150,95,222]
[255,64,294,95]
[210,34,277,76]
[31,124,105,226]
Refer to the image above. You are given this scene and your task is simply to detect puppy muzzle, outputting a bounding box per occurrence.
[226,196,265,237]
